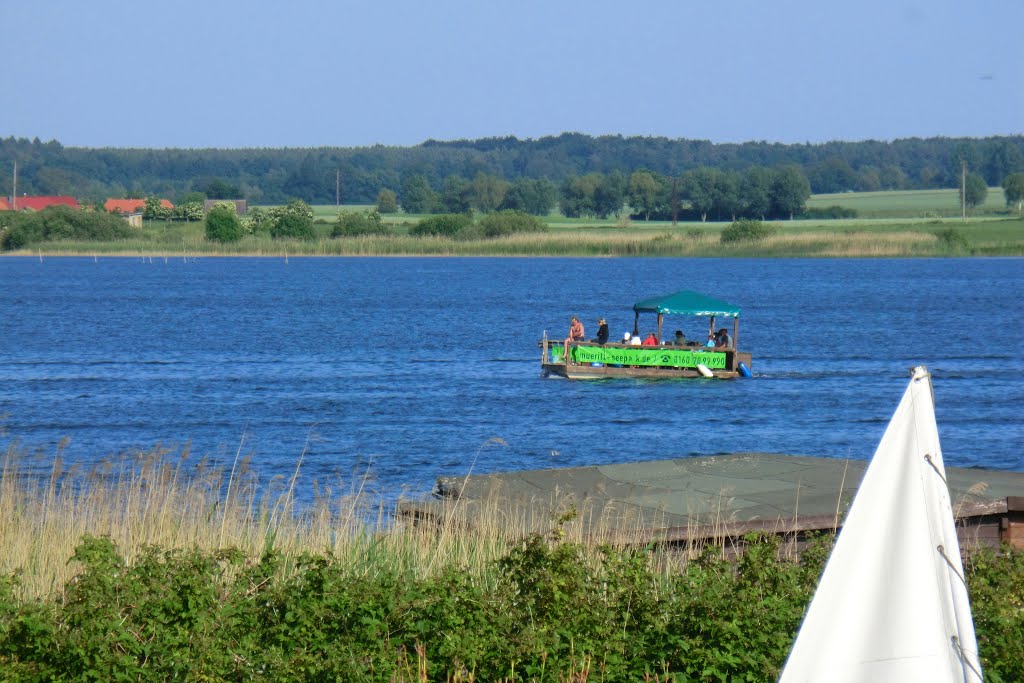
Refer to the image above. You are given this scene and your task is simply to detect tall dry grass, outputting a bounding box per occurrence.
[0,441,680,602]
[14,226,1002,258]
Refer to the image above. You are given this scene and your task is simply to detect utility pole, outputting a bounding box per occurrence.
[961,161,967,222]
[336,169,341,208]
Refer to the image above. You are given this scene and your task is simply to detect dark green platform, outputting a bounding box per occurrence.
[412,453,1024,545]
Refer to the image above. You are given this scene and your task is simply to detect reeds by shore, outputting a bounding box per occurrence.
[0,441,681,602]
[3,441,1022,681]
[8,220,1022,258]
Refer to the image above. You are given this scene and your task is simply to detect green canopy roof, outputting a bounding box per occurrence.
[632,290,741,318]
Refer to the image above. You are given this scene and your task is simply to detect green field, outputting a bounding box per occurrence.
[807,187,1009,218]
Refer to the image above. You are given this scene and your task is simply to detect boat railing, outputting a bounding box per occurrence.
[540,335,741,366]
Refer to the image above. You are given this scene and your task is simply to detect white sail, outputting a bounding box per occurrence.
[779,367,982,683]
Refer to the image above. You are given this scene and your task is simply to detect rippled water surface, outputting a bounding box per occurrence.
[1,256,1021,499]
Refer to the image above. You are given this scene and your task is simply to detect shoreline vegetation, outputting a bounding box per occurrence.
[2,188,1022,258]
[2,444,1022,680]
[3,216,1022,258]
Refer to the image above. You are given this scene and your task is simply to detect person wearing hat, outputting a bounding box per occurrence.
[594,318,609,345]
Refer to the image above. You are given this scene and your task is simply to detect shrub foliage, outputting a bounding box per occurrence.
[204,203,244,242]
[720,218,778,243]
[934,227,971,252]
[478,210,548,238]
[0,534,1020,681]
[801,205,858,220]
[1,206,134,250]
[409,213,474,238]
[333,209,392,237]
[269,200,316,240]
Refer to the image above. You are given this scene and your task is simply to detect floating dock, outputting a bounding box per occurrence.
[402,453,1024,551]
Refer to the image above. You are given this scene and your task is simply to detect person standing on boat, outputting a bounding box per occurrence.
[594,318,609,345]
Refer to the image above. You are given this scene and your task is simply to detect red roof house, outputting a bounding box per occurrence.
[12,196,80,211]
[104,198,174,214]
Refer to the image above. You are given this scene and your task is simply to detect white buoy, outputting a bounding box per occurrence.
[696,363,714,378]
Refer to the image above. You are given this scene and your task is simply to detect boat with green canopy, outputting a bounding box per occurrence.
[540,290,752,379]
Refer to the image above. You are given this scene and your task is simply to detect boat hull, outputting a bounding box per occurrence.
[541,362,745,379]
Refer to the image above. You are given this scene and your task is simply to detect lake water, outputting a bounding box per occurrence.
[1,256,1021,501]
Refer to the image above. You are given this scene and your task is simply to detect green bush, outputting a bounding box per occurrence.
[172,201,205,222]
[934,227,970,251]
[141,197,173,220]
[720,218,778,243]
[0,535,1020,681]
[241,206,273,235]
[204,204,244,242]
[477,210,548,238]
[409,213,473,238]
[801,205,858,219]
[269,200,316,240]
[332,209,393,237]
[272,214,316,239]
[1,206,134,250]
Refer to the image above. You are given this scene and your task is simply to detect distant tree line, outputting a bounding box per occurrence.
[1,133,1022,214]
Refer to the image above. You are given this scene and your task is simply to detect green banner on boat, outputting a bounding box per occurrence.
[551,345,727,369]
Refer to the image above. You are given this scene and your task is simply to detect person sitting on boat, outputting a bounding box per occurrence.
[672,330,686,346]
[629,332,642,346]
[622,331,632,344]
[714,328,731,348]
[593,318,609,345]
[705,333,716,347]
[642,331,658,346]
[562,316,586,362]
[568,316,585,342]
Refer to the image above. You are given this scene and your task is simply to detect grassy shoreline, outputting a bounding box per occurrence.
[1,444,1022,680]
[3,216,1023,258]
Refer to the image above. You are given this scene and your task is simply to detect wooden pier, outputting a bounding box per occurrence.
[400,453,1024,552]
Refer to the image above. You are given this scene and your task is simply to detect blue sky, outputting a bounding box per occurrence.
[3,0,1020,148]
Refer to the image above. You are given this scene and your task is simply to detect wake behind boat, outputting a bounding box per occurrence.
[540,290,753,379]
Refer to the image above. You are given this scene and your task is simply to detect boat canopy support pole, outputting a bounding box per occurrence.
[733,317,739,349]
[657,313,663,343]
[708,315,716,340]
[633,311,639,336]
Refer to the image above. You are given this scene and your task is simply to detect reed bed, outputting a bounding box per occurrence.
[14,227,1006,259]
[0,442,683,603]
